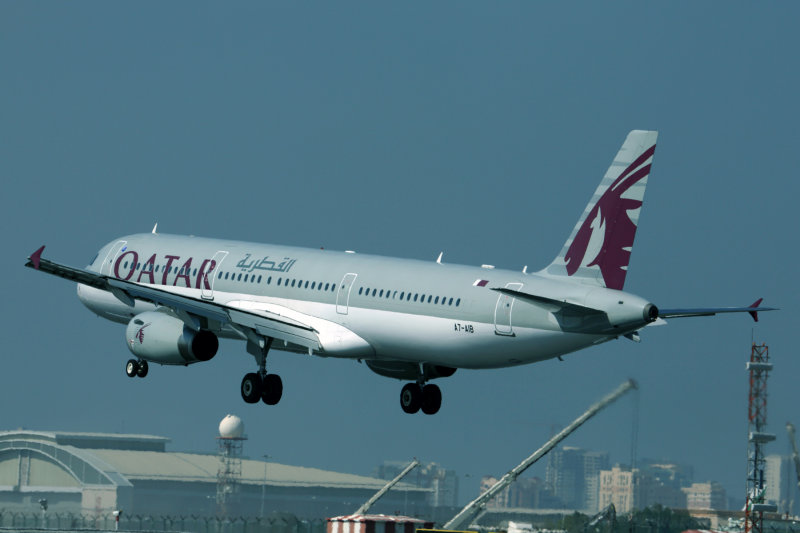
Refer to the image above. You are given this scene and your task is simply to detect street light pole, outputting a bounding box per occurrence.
[260,454,271,518]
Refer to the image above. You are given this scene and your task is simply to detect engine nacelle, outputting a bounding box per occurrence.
[125,311,218,365]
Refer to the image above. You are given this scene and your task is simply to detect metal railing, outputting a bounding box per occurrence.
[0,510,328,533]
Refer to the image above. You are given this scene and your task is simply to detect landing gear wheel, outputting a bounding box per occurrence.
[400,383,422,414]
[241,373,262,404]
[421,384,442,415]
[136,360,149,378]
[126,359,139,378]
[261,374,283,405]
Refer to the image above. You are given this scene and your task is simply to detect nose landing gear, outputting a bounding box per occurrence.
[125,359,148,378]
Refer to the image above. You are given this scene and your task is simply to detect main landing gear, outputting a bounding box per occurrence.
[400,382,441,415]
[241,372,283,405]
[241,337,283,406]
[125,359,148,378]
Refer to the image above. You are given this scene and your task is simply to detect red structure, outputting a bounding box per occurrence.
[744,343,777,533]
[327,515,433,533]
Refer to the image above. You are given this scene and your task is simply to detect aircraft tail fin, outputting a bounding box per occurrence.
[542,130,658,290]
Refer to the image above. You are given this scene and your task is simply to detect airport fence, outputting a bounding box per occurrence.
[0,510,328,533]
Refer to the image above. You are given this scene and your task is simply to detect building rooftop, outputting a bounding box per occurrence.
[0,430,426,493]
[0,430,169,452]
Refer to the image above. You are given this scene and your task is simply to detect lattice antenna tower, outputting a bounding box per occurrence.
[216,415,247,517]
[744,343,777,533]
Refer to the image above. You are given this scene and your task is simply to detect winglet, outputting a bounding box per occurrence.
[29,245,45,270]
[748,298,763,322]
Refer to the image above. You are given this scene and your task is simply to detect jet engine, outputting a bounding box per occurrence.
[125,311,218,365]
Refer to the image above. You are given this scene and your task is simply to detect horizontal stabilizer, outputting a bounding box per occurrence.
[658,299,776,322]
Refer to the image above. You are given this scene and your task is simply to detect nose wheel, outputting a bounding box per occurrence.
[400,383,441,415]
[125,359,148,378]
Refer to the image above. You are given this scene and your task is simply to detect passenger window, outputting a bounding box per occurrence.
[124,262,128,269]
[435,296,439,304]
[372,289,377,297]
[225,272,229,280]
[414,294,418,302]
[427,295,432,303]
[193,269,197,276]
[291,279,296,287]
[420,294,425,302]
[299,279,303,287]
[318,282,323,291]
[255,276,260,283]
[392,291,397,299]
[407,293,411,301]
[156,265,160,272]
[267,276,272,285]
[324,283,329,291]
[244,274,249,282]
[312,282,316,289]
[218,272,222,279]
[448,298,453,305]
[400,292,405,300]
[379,290,384,297]
[332,284,336,292]
[305,281,309,289]
[237,273,242,281]
[456,298,461,306]
[358,287,363,295]
[277,278,282,286]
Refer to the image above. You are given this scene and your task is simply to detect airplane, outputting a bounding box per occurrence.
[25,130,775,415]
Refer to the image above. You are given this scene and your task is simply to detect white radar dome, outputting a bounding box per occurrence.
[219,414,244,438]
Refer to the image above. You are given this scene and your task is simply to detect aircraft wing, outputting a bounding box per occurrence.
[657,298,776,322]
[25,246,321,352]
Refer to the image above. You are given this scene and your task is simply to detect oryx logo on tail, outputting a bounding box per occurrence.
[544,130,658,290]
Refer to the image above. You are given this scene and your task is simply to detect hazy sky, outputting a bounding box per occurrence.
[2,2,797,508]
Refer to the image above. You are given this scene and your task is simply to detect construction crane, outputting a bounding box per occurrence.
[585,503,616,533]
[443,379,637,531]
[354,458,420,515]
[787,423,800,490]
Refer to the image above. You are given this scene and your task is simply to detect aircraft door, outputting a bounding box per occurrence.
[201,251,229,300]
[336,273,358,314]
[494,282,523,335]
[100,240,127,276]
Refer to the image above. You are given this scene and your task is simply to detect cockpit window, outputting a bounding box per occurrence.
[89,253,99,266]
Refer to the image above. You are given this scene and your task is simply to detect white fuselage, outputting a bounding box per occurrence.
[77,233,654,370]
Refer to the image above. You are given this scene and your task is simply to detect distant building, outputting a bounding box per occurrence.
[480,476,558,510]
[0,430,429,518]
[583,451,611,513]
[764,454,799,514]
[545,446,609,512]
[598,466,636,514]
[637,460,692,510]
[639,460,693,489]
[374,461,457,508]
[682,482,727,511]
